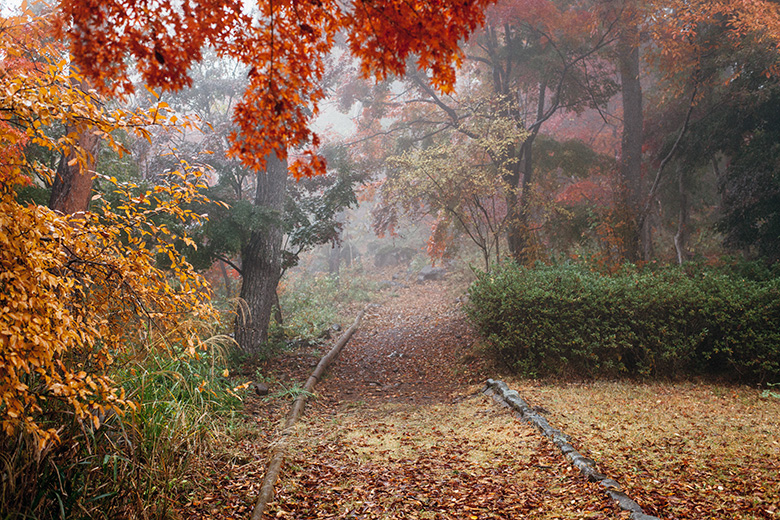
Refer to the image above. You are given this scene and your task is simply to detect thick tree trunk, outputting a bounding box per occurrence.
[617,25,645,262]
[235,155,288,354]
[49,132,99,214]
[49,77,99,214]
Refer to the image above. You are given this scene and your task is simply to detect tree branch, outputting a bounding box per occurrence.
[640,80,699,227]
[218,255,243,276]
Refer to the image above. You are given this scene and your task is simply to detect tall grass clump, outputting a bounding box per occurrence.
[466,261,780,382]
[0,337,246,520]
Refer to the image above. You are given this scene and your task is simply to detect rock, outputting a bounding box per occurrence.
[253,382,270,396]
[503,389,521,400]
[530,415,555,436]
[373,246,416,267]
[378,280,409,290]
[555,441,576,455]
[492,380,510,394]
[416,265,446,283]
[599,478,622,490]
[505,394,529,412]
[631,513,661,520]
[552,431,572,444]
[607,490,643,513]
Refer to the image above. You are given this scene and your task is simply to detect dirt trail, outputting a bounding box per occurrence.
[316,281,485,406]
[260,279,617,519]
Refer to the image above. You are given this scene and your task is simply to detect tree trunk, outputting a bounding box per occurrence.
[235,155,288,354]
[219,260,234,298]
[328,241,342,278]
[273,290,283,326]
[49,137,99,214]
[617,23,645,262]
[505,186,524,263]
[674,167,690,265]
[49,77,99,214]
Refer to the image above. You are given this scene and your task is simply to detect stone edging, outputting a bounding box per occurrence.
[483,379,661,520]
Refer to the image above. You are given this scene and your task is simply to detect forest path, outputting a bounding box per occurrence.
[260,278,616,519]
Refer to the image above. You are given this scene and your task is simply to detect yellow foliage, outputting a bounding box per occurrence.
[0,6,216,447]
[0,170,217,448]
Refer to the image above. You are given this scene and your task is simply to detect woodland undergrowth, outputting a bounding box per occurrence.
[0,333,248,520]
[467,259,780,382]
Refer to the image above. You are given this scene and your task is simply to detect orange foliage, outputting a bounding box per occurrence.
[1,7,216,447]
[556,176,614,207]
[0,172,216,448]
[638,0,780,94]
[426,214,453,263]
[56,0,497,178]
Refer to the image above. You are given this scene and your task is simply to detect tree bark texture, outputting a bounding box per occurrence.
[49,76,100,214]
[235,155,288,354]
[49,135,99,214]
[617,24,645,262]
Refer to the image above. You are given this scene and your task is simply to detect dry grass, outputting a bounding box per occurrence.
[507,378,780,519]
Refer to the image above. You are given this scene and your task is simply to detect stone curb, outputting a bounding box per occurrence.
[483,379,661,520]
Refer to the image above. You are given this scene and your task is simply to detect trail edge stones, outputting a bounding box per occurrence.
[483,379,661,520]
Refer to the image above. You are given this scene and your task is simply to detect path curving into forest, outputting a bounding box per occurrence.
[179,274,778,520]
[316,280,486,407]
[257,278,621,519]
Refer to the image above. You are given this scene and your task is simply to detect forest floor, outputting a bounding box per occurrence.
[179,271,780,520]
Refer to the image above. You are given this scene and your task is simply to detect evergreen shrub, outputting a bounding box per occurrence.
[465,261,780,382]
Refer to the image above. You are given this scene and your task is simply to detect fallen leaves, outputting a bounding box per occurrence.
[177,273,780,520]
[513,380,780,519]
[268,398,617,519]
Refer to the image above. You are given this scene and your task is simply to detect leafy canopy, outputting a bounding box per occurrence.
[57,0,497,178]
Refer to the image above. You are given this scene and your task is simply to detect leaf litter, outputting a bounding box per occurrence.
[176,272,780,519]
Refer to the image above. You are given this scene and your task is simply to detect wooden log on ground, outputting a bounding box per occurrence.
[251,309,366,520]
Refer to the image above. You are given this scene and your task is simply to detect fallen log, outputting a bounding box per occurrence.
[251,309,366,520]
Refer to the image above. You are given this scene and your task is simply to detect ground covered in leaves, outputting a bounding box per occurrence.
[514,380,780,519]
[178,272,780,519]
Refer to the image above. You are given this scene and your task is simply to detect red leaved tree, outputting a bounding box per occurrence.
[55,0,498,351]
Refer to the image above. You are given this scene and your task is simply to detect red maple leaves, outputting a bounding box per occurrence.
[57,0,496,178]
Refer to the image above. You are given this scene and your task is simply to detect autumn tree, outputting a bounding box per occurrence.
[1,6,216,444]
[376,114,523,270]
[54,0,497,353]
[646,17,780,263]
[138,56,364,350]
[58,0,496,178]
[344,0,619,263]
[596,0,780,261]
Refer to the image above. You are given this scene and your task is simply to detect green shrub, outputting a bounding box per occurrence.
[466,261,780,382]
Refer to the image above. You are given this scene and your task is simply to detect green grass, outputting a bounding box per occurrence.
[0,338,249,520]
[277,266,380,341]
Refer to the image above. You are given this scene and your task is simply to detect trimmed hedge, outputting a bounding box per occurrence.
[465,262,780,382]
